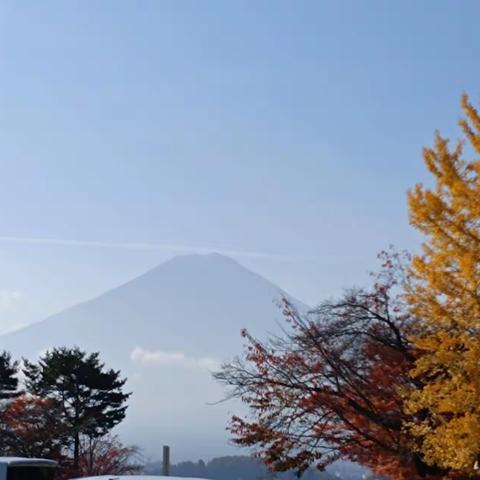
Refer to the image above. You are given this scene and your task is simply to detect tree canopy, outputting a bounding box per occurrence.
[216,252,440,479]
[0,395,67,460]
[0,351,20,401]
[23,346,130,470]
[216,95,480,480]
[405,95,480,475]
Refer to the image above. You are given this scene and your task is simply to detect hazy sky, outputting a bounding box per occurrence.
[0,0,479,334]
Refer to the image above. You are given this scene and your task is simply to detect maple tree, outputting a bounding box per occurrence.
[0,395,68,460]
[215,252,443,480]
[77,435,142,477]
[405,94,480,476]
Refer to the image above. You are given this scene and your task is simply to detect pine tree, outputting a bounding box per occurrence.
[0,351,22,456]
[0,351,20,401]
[23,347,130,471]
[405,94,480,475]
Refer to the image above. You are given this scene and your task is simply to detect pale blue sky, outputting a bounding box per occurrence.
[0,0,478,333]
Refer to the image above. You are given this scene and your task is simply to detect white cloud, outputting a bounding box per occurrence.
[130,347,220,371]
[0,289,22,311]
[0,235,317,262]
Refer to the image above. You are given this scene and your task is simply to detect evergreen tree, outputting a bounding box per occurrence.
[405,94,480,475]
[23,347,130,471]
[0,351,21,455]
[0,351,20,401]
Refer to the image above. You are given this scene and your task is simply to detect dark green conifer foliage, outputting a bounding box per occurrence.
[0,351,20,400]
[23,347,130,469]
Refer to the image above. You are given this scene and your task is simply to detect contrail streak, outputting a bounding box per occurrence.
[0,236,317,262]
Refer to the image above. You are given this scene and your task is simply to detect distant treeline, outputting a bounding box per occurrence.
[145,455,334,480]
[144,455,380,480]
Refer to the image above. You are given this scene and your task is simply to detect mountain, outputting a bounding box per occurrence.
[1,253,302,362]
[0,253,307,460]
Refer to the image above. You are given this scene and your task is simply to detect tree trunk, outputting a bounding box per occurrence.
[73,431,80,473]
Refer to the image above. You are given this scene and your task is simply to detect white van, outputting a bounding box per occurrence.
[0,458,57,480]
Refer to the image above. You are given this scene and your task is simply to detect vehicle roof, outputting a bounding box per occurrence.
[73,476,208,480]
[0,457,57,467]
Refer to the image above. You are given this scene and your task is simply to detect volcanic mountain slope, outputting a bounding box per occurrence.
[1,253,303,363]
[0,253,306,459]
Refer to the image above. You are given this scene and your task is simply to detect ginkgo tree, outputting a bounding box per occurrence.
[405,94,480,476]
